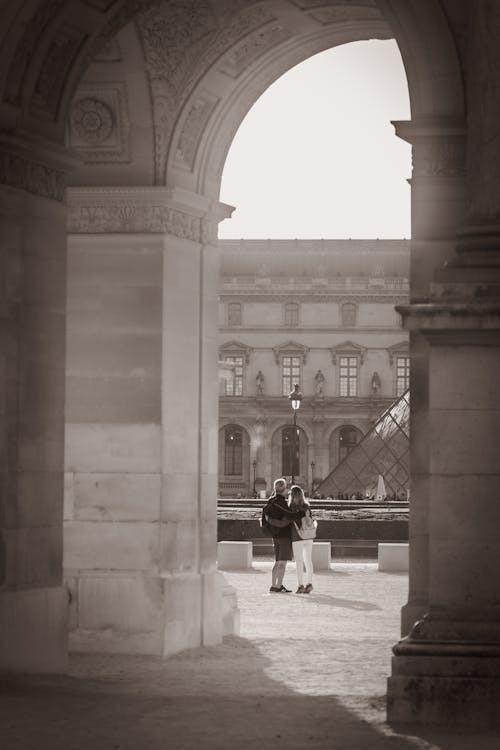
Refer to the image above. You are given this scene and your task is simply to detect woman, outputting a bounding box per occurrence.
[289,485,315,593]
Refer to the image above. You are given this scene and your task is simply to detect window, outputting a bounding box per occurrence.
[282,356,300,396]
[224,427,242,475]
[396,356,410,395]
[224,355,243,396]
[341,302,357,327]
[227,302,241,326]
[339,426,359,462]
[284,302,299,327]
[282,426,299,477]
[339,356,358,396]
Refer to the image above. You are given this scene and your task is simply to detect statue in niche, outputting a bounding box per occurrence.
[371,371,381,396]
[314,369,325,397]
[256,370,265,395]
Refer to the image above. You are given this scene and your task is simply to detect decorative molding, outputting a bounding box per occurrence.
[219,293,409,304]
[0,147,66,202]
[330,340,367,365]
[219,340,253,364]
[68,81,130,163]
[218,22,291,78]
[272,340,309,364]
[33,23,88,117]
[175,92,219,170]
[387,340,409,365]
[310,6,383,25]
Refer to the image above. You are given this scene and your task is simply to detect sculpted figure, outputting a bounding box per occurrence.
[314,369,325,397]
[256,370,265,395]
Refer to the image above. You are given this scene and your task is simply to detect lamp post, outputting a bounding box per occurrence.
[288,384,302,485]
[252,459,257,497]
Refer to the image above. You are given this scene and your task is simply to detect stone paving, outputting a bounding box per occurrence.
[1,561,499,749]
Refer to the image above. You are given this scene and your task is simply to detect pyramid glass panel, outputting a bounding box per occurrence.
[315,390,410,499]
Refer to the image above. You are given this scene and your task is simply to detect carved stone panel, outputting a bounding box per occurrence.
[68,82,130,163]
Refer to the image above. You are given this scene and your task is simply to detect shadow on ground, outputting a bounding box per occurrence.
[1,640,499,750]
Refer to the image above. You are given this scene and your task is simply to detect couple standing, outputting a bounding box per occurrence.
[263,477,315,594]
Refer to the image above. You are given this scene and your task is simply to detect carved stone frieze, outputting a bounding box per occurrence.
[0,148,66,202]
[68,201,201,238]
[290,0,376,7]
[68,82,130,163]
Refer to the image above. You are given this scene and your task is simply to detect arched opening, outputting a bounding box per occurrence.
[218,424,251,497]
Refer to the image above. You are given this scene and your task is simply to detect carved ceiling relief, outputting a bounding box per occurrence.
[68,82,130,162]
[135,0,276,183]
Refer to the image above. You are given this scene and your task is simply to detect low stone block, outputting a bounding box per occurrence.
[217,541,253,570]
[378,542,409,572]
[312,541,331,570]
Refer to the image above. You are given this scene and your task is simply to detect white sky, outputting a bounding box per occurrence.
[219,39,411,239]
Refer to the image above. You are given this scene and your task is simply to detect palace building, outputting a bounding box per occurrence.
[218,239,409,497]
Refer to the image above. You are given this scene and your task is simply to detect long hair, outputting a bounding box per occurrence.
[289,485,309,510]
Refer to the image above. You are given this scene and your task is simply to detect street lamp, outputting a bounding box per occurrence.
[252,459,257,497]
[288,384,302,485]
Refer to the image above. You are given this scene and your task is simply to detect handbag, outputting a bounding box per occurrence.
[294,510,318,540]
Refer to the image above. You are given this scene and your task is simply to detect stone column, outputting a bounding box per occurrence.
[388,2,500,726]
[311,413,326,487]
[64,186,233,655]
[0,136,74,672]
[392,118,467,635]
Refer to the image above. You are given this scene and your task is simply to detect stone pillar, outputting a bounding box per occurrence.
[392,119,467,635]
[311,413,326,487]
[0,137,74,672]
[388,2,500,726]
[64,187,233,655]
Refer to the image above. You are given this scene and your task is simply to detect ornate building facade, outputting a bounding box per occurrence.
[218,239,410,496]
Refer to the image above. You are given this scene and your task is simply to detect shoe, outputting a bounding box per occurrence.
[269,586,280,592]
[296,585,305,594]
[304,583,313,593]
[279,585,291,593]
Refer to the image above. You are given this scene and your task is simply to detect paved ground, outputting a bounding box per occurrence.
[1,561,499,749]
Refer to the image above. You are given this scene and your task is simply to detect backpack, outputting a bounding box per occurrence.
[294,509,318,540]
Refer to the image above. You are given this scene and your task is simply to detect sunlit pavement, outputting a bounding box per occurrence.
[1,561,499,750]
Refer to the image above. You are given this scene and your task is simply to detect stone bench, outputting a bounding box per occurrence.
[311,541,331,570]
[378,542,409,572]
[217,541,253,570]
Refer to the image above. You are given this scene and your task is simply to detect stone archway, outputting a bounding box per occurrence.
[7,0,500,730]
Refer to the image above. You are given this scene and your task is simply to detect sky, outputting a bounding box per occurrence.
[218,39,411,240]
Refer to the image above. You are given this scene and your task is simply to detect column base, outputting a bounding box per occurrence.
[400,599,428,637]
[0,587,68,673]
[388,650,500,728]
[67,569,237,656]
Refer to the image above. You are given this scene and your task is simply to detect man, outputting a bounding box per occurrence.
[264,478,301,593]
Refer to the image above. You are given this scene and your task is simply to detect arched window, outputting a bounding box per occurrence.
[284,302,299,327]
[282,426,299,477]
[339,426,359,462]
[341,302,357,327]
[224,427,242,475]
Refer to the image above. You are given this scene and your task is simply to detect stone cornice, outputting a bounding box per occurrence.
[67,186,232,241]
[219,292,409,304]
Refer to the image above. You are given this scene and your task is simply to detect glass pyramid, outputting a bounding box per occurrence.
[315,389,410,500]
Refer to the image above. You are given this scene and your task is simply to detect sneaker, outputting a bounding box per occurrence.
[279,585,292,593]
[296,585,305,594]
[304,583,313,593]
[269,586,280,593]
